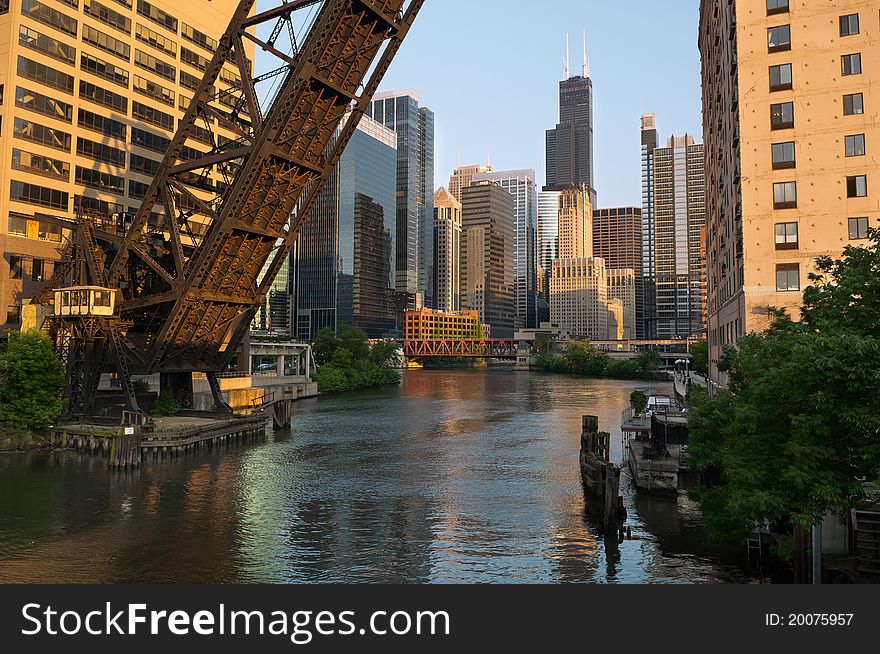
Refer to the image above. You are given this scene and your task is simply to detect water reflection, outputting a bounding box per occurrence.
[0,371,750,583]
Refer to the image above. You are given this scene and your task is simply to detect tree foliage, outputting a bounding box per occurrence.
[0,331,64,433]
[688,230,880,543]
[536,340,661,380]
[630,390,648,416]
[312,326,401,394]
[690,339,709,377]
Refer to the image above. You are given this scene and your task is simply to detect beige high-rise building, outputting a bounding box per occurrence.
[550,256,608,340]
[0,0,250,328]
[433,186,461,312]
[448,163,492,203]
[700,0,878,390]
[557,184,593,259]
[460,180,515,337]
[607,268,636,340]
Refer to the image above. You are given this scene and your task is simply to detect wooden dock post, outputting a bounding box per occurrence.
[579,415,626,533]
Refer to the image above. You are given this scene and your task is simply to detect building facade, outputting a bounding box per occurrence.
[433,186,461,313]
[537,189,561,303]
[699,0,878,389]
[460,180,516,338]
[366,89,435,311]
[640,113,659,339]
[472,168,538,328]
[593,206,642,337]
[550,256,608,340]
[448,163,492,203]
[0,0,251,328]
[404,308,487,340]
[292,115,397,341]
[606,267,636,340]
[649,133,706,340]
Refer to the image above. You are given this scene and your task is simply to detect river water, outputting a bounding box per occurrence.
[0,370,752,583]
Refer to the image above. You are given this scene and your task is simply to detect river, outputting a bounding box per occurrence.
[0,370,753,583]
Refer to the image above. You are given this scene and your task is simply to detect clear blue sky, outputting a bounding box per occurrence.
[375,0,703,208]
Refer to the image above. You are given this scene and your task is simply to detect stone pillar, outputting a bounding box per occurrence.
[276,355,285,376]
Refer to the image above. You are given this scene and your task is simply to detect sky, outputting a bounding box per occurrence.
[374,0,704,208]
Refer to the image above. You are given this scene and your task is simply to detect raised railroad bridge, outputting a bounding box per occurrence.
[402,339,521,359]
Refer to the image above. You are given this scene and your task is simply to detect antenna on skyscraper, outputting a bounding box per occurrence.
[582,29,590,78]
[563,33,570,80]
[486,146,492,169]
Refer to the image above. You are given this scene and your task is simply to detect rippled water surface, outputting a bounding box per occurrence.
[0,370,750,583]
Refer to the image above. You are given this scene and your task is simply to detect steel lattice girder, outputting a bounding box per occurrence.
[103,0,424,374]
[403,340,521,358]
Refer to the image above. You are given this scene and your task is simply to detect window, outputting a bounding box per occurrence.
[771,141,796,169]
[78,80,128,113]
[769,63,792,91]
[842,53,862,76]
[129,152,160,176]
[137,0,178,33]
[180,47,208,72]
[38,221,62,242]
[133,74,175,106]
[10,180,69,209]
[134,49,176,82]
[32,259,44,282]
[771,102,794,130]
[776,264,800,292]
[74,195,124,217]
[131,127,170,154]
[12,148,70,180]
[16,86,73,122]
[77,137,126,166]
[81,53,129,88]
[845,134,866,157]
[848,217,869,240]
[9,256,23,280]
[19,25,76,65]
[129,179,150,200]
[21,0,77,37]
[132,101,174,131]
[775,222,798,250]
[179,70,210,93]
[75,166,125,193]
[8,215,29,237]
[17,56,74,94]
[135,23,177,56]
[773,181,797,209]
[181,23,217,52]
[847,175,867,198]
[6,305,21,325]
[766,0,788,15]
[768,25,790,53]
[78,108,127,139]
[84,0,132,35]
[82,25,131,61]
[13,117,71,151]
[839,14,859,36]
[843,93,864,116]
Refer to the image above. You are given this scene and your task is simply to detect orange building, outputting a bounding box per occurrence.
[404,308,489,340]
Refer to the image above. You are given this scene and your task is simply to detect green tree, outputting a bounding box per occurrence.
[634,349,661,377]
[690,340,709,377]
[688,230,880,543]
[630,390,648,416]
[533,334,553,355]
[311,328,340,366]
[566,340,608,376]
[0,331,64,433]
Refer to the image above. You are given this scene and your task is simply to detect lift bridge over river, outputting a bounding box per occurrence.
[32,0,425,435]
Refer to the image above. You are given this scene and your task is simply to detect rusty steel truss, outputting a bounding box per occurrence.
[403,339,522,359]
[44,0,425,421]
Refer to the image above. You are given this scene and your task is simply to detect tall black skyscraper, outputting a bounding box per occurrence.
[545,34,596,205]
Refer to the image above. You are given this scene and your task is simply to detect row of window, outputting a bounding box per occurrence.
[772,175,867,209]
[769,53,861,93]
[775,217,870,251]
[770,92,863,131]
[7,255,48,282]
[771,134,865,169]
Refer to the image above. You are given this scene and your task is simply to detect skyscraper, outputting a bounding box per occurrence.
[472,169,538,328]
[700,0,877,390]
[449,163,492,203]
[640,113,659,339]
[433,187,461,313]
[545,33,596,205]
[650,134,706,339]
[292,114,397,340]
[367,90,435,312]
[0,0,253,328]
[460,180,516,338]
[593,206,643,337]
[537,189,561,303]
